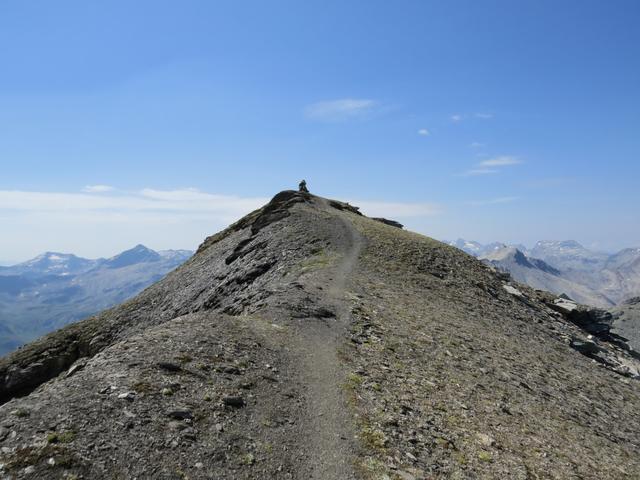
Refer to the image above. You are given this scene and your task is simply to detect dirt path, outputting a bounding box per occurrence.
[293,202,365,479]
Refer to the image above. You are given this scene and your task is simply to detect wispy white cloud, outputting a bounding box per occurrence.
[0,188,441,220]
[470,142,485,148]
[0,188,271,260]
[417,128,430,136]
[478,156,522,167]
[82,184,114,193]
[0,189,268,220]
[461,168,499,177]
[460,155,522,176]
[450,112,494,123]
[467,196,519,207]
[0,188,444,259]
[305,98,378,121]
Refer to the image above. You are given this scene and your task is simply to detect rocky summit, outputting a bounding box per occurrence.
[1,191,640,479]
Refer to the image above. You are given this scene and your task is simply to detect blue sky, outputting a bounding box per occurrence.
[1,0,639,261]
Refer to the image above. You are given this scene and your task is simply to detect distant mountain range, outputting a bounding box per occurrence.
[449,239,640,308]
[0,245,192,356]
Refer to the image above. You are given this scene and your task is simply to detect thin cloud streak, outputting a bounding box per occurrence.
[0,188,445,259]
[305,98,377,121]
[0,189,269,217]
[478,156,522,167]
[461,168,499,176]
[0,188,442,220]
[450,113,494,122]
[461,155,523,176]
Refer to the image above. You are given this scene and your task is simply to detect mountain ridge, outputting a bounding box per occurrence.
[1,191,639,479]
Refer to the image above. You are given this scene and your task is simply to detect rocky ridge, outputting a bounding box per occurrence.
[0,191,639,479]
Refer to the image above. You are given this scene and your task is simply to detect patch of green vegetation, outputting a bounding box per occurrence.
[453,451,467,465]
[133,381,155,394]
[175,353,193,364]
[435,437,454,449]
[446,414,460,426]
[347,372,364,388]
[174,468,189,479]
[5,444,75,471]
[47,430,76,444]
[478,451,493,463]
[356,456,390,479]
[13,408,30,418]
[239,453,255,465]
[300,249,336,272]
[361,426,387,450]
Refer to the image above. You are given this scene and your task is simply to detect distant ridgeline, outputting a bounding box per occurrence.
[449,239,640,307]
[0,245,192,355]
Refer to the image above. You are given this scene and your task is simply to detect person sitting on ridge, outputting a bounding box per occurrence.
[298,179,309,193]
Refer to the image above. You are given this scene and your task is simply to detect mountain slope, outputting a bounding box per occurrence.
[480,246,614,308]
[599,249,640,304]
[0,191,639,479]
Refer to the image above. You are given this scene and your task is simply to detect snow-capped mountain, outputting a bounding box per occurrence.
[1,252,100,277]
[448,239,484,255]
[448,239,528,257]
[0,246,193,356]
[530,240,609,272]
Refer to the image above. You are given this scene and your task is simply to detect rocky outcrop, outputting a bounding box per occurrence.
[371,217,403,229]
[548,298,614,335]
